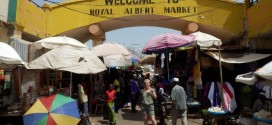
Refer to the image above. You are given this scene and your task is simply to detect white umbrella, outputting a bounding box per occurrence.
[90,42,130,56]
[90,42,132,67]
[32,36,87,49]
[28,46,106,74]
[0,42,25,99]
[103,54,132,67]
[0,42,24,65]
[255,61,272,80]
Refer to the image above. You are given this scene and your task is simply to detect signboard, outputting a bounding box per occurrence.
[89,0,197,16]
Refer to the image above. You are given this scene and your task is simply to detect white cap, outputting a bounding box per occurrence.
[172,78,179,82]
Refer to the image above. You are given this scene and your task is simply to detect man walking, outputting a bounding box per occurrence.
[130,74,140,113]
[171,77,188,125]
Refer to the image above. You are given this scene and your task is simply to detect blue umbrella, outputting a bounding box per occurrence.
[131,53,140,63]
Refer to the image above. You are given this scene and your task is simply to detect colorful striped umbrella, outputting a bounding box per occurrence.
[23,94,80,125]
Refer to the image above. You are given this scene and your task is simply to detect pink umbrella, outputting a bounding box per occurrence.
[142,33,195,80]
[142,33,195,54]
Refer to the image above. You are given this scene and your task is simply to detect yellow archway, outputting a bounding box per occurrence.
[16,0,245,44]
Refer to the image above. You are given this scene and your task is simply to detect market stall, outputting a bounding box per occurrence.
[253,61,272,124]
[0,42,26,124]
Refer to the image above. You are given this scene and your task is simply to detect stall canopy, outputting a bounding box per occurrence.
[191,31,222,47]
[205,52,271,64]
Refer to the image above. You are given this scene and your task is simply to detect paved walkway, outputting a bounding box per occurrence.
[89,106,203,125]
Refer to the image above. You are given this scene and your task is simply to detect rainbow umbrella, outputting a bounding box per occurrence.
[23,94,80,125]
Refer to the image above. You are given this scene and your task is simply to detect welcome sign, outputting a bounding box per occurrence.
[89,0,197,16]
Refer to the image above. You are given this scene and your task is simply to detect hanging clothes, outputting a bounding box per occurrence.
[203,82,211,97]
[160,53,165,68]
[193,61,202,98]
[155,54,161,68]
[262,86,272,99]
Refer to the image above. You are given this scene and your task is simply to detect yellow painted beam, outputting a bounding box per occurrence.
[16,0,47,38]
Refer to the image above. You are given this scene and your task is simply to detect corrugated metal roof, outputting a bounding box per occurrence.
[10,37,31,62]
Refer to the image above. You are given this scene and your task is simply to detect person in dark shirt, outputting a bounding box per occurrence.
[130,74,140,113]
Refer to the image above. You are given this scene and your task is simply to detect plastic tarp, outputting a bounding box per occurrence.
[255,61,272,80]
[205,52,271,64]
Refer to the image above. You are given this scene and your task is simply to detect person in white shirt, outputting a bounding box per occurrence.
[78,83,91,125]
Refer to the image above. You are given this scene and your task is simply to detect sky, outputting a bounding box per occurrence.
[31,0,244,53]
[86,27,180,53]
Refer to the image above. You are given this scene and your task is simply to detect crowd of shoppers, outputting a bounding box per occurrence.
[75,69,190,125]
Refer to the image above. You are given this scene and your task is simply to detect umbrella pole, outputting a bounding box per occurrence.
[70,72,72,97]
[218,45,223,84]
[168,53,169,81]
[167,51,170,81]
[218,45,225,109]
[18,66,23,99]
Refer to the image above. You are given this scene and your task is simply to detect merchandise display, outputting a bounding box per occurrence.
[208,106,229,115]
[254,110,272,123]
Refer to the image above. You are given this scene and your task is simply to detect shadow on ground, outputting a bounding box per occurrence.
[120,108,144,121]
[97,120,109,124]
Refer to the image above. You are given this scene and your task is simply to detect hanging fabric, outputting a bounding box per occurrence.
[222,82,237,113]
[155,54,161,68]
[208,82,221,107]
[160,53,165,68]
